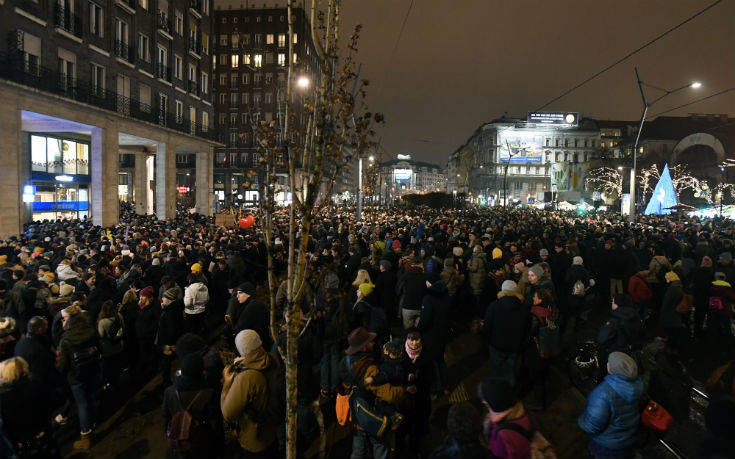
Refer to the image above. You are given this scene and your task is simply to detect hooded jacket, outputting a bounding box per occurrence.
[578,374,645,450]
[627,271,653,304]
[220,346,277,453]
[184,281,209,315]
[57,320,100,385]
[597,306,641,355]
[482,290,528,353]
[658,280,684,329]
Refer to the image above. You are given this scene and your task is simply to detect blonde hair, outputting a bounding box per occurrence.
[0,357,29,384]
[352,269,372,288]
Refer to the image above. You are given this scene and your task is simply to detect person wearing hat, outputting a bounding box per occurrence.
[232,282,272,351]
[479,377,555,458]
[338,327,406,459]
[468,244,488,317]
[374,259,398,322]
[715,251,735,286]
[597,294,641,376]
[397,260,427,330]
[221,329,279,457]
[158,289,184,387]
[135,286,159,381]
[578,352,644,458]
[658,271,685,353]
[163,352,223,458]
[482,280,527,387]
[706,271,735,337]
[563,255,591,337]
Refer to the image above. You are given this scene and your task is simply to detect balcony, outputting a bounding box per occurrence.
[188,0,201,17]
[156,11,172,38]
[54,4,82,38]
[136,54,153,75]
[114,0,136,14]
[188,79,198,95]
[16,0,43,20]
[156,63,171,81]
[188,37,201,58]
[113,40,134,63]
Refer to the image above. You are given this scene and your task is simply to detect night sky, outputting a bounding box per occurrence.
[218,0,735,165]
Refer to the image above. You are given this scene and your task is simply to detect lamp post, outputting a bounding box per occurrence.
[627,67,700,222]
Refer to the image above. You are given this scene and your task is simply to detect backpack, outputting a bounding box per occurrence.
[245,360,286,428]
[166,390,203,452]
[572,280,585,297]
[709,296,725,312]
[106,315,124,343]
[70,342,101,381]
[536,318,561,359]
[336,357,372,426]
[342,356,395,438]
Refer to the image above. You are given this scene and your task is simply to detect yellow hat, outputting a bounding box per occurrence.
[191,263,202,273]
[665,271,680,283]
[492,248,503,260]
[358,283,375,297]
[0,255,7,264]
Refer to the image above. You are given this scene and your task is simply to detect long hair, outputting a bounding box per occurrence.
[0,357,29,385]
[352,269,372,288]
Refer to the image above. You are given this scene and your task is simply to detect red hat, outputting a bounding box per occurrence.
[139,286,154,299]
[391,240,401,250]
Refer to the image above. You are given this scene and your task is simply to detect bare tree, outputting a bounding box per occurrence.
[253,1,377,457]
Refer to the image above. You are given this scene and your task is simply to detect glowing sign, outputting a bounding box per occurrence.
[397,154,412,160]
[55,175,74,182]
[393,168,412,183]
[527,112,579,126]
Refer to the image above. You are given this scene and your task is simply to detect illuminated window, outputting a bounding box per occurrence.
[231,54,239,68]
[292,53,297,64]
[253,54,262,67]
[278,34,286,47]
[243,54,250,65]
[277,53,285,66]
[293,33,297,44]
[242,73,249,84]
[266,34,274,44]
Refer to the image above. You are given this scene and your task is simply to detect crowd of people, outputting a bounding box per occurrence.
[0,205,733,459]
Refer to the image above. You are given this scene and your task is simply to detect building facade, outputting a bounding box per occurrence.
[0,0,218,237]
[448,114,601,205]
[211,6,318,205]
[378,155,446,202]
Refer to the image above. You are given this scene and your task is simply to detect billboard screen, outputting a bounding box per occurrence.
[527,112,579,126]
[394,168,412,183]
[497,131,544,163]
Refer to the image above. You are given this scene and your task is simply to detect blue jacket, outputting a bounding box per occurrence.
[578,374,645,450]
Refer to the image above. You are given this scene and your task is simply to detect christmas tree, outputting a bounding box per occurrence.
[644,164,678,215]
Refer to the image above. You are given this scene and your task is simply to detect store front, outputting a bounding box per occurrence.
[27,134,90,221]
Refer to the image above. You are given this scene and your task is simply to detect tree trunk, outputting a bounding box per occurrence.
[285,305,300,459]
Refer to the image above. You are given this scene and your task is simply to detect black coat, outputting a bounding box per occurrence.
[418,280,451,360]
[234,297,271,350]
[374,270,397,314]
[482,290,528,353]
[597,306,641,355]
[0,378,52,444]
[161,385,223,457]
[14,334,58,384]
[397,269,426,310]
[135,304,160,342]
[158,302,183,347]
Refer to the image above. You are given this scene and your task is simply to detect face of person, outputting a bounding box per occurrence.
[407,335,421,348]
[528,271,538,284]
[236,291,250,303]
[533,293,542,305]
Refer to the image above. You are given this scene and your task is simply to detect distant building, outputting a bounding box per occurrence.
[378,155,446,202]
[212,5,319,205]
[448,114,601,204]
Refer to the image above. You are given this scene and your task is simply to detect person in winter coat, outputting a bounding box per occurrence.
[479,377,556,459]
[56,310,101,450]
[523,288,558,410]
[162,353,223,459]
[563,256,591,336]
[691,256,715,335]
[374,260,398,322]
[627,269,654,319]
[482,280,528,387]
[578,352,645,459]
[429,402,490,459]
[397,262,427,329]
[0,357,58,458]
[524,264,554,310]
[232,282,272,352]
[158,289,183,387]
[0,280,25,331]
[597,294,641,372]
[183,273,209,336]
[351,283,387,344]
[707,271,735,336]
[419,277,451,396]
[220,330,279,457]
[96,300,124,388]
[658,271,685,353]
[14,316,59,387]
[56,259,80,282]
[135,286,159,380]
[468,245,488,316]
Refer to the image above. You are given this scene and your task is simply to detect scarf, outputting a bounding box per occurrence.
[531,305,555,320]
[405,340,422,363]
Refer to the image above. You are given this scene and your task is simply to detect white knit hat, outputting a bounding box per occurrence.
[235,329,263,357]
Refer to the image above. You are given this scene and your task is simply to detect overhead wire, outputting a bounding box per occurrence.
[649,88,735,117]
[534,0,725,111]
[376,0,415,100]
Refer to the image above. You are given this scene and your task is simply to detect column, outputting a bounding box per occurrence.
[90,124,119,227]
[155,141,177,220]
[0,106,22,238]
[134,153,147,215]
[195,149,213,215]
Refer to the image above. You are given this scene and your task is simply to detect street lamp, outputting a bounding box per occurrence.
[297,76,310,89]
[628,67,700,221]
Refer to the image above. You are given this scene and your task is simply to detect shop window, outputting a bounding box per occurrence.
[31,135,47,172]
